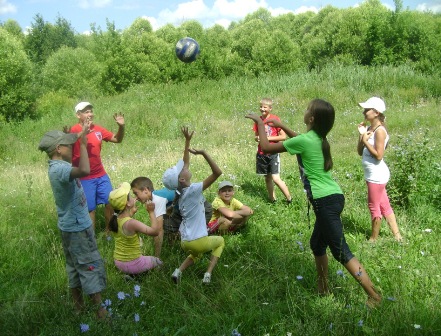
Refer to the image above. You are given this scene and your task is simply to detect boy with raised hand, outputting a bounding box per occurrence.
[207,181,254,234]
[130,177,168,258]
[253,98,292,204]
[69,101,125,232]
[38,121,107,320]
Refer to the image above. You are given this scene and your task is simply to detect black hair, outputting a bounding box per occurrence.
[130,176,154,191]
[308,99,335,171]
[109,193,130,233]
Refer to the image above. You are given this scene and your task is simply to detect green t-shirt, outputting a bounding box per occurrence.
[283,130,342,199]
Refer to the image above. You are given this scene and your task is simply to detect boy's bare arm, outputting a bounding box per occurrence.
[181,126,194,169]
[189,149,222,190]
[110,113,125,143]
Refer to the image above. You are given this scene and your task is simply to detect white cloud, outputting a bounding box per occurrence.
[416,3,441,13]
[0,0,16,15]
[78,0,112,9]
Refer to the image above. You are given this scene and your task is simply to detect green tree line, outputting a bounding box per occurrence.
[1,0,440,121]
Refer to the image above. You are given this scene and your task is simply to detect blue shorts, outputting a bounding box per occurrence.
[81,174,112,212]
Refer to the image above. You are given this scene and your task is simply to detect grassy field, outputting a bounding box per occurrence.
[0,65,440,335]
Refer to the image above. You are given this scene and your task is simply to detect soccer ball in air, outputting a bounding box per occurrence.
[175,37,200,63]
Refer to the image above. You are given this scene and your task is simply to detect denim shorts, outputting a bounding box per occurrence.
[256,153,280,175]
[309,194,354,264]
[61,226,107,295]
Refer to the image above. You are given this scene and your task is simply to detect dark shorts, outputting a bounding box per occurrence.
[81,174,113,212]
[256,153,280,175]
[61,226,107,295]
[309,194,354,264]
[164,201,213,233]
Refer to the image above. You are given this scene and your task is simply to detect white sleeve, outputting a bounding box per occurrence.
[152,194,167,218]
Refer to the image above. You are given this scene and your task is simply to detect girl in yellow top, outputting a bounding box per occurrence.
[108,182,162,275]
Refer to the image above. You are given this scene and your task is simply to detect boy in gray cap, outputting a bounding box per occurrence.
[38,121,108,319]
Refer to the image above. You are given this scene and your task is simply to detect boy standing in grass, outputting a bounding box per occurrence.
[38,122,107,319]
[130,177,168,258]
[69,102,125,232]
[207,181,254,234]
[253,98,292,203]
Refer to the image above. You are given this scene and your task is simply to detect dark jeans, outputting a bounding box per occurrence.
[310,194,354,264]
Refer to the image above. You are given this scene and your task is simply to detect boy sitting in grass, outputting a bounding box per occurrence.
[207,181,253,234]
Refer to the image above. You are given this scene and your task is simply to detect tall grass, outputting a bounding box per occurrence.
[0,65,440,335]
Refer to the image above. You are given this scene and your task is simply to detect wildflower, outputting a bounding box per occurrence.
[231,329,241,336]
[413,324,422,329]
[329,323,333,330]
[140,301,146,306]
[296,241,304,251]
[424,229,432,233]
[117,291,126,300]
[134,291,140,298]
[80,324,89,332]
[296,275,303,280]
[103,299,112,307]
[134,313,140,322]
[134,285,141,292]
[336,269,345,277]
[358,320,363,327]
[420,251,425,256]
[387,297,397,302]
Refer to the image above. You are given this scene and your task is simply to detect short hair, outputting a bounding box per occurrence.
[130,177,154,191]
[260,98,273,106]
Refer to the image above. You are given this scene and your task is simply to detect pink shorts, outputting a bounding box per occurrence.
[114,256,162,275]
[366,181,394,219]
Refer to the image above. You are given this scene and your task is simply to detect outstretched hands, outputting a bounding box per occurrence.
[181,126,194,141]
[189,148,206,156]
[113,112,125,126]
[245,113,262,124]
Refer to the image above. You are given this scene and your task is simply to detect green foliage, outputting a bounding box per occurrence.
[0,29,35,121]
[41,46,104,98]
[1,19,24,40]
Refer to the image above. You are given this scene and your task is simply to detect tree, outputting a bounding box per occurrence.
[1,19,24,40]
[0,29,35,121]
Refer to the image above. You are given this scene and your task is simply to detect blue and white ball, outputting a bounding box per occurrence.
[175,37,200,63]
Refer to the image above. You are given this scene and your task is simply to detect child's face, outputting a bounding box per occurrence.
[179,167,192,186]
[259,103,272,118]
[76,107,94,125]
[131,187,152,204]
[57,143,73,162]
[218,186,234,203]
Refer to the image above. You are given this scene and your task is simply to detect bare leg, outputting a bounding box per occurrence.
[314,255,330,295]
[89,292,108,320]
[104,203,113,233]
[344,258,381,307]
[154,229,164,258]
[369,217,381,242]
[272,174,292,201]
[206,255,219,274]
[265,174,276,201]
[385,213,402,241]
[89,210,96,231]
[178,256,195,272]
[71,287,85,313]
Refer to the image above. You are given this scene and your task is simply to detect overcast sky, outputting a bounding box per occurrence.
[1,0,439,34]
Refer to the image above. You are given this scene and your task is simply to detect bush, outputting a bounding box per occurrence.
[0,29,36,121]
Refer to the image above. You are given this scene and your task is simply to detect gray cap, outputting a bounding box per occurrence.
[218,181,234,190]
[38,130,78,154]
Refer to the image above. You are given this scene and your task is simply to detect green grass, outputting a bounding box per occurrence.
[0,64,440,335]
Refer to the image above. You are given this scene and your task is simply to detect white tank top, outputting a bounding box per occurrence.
[361,126,390,184]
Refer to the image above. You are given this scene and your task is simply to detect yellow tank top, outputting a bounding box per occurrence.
[113,217,142,262]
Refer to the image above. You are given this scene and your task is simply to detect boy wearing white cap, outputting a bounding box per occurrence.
[69,101,125,232]
[163,126,224,284]
[38,121,108,320]
[207,181,253,234]
[357,97,402,242]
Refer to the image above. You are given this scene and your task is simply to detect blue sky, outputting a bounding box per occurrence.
[1,0,439,34]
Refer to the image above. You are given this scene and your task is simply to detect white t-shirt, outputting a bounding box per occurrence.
[361,126,390,184]
[178,182,208,241]
[152,193,167,218]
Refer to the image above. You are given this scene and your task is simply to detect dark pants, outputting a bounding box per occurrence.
[310,194,354,264]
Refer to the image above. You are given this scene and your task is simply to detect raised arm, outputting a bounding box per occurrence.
[109,112,125,143]
[246,113,287,154]
[71,120,91,179]
[181,126,194,170]
[189,148,222,191]
[265,118,298,138]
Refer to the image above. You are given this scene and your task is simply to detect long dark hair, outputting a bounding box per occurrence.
[309,99,335,171]
[109,193,130,233]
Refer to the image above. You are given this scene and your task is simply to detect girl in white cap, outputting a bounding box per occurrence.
[163,127,224,284]
[357,97,402,242]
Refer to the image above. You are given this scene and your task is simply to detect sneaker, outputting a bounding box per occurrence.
[172,268,182,284]
[202,272,211,284]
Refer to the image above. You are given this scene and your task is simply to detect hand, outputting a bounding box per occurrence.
[362,130,373,142]
[113,113,125,126]
[189,148,205,156]
[245,113,262,123]
[62,125,71,133]
[264,118,282,128]
[357,122,367,135]
[181,126,194,141]
[144,200,155,213]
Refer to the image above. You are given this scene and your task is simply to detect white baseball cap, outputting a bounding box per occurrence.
[75,102,93,113]
[358,97,386,113]
[162,159,184,190]
[218,181,234,191]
